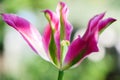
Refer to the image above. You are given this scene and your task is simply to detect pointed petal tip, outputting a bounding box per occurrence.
[0,13,3,16]
[1,13,17,27]
[1,13,16,19]
[42,9,50,13]
[58,1,67,11]
[1,13,8,18]
[98,12,117,22]
[0,13,5,18]
[59,1,66,6]
[42,10,53,16]
[102,11,106,15]
[110,18,117,22]
[1,13,6,17]
[42,10,53,21]
[106,17,117,23]
[42,10,54,19]
[0,13,6,16]
[98,12,106,17]
[107,18,117,24]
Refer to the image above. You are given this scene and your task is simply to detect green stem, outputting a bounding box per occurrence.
[58,70,64,80]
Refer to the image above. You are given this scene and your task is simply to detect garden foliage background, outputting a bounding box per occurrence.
[0,0,120,80]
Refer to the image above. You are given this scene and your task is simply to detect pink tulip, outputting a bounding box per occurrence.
[1,2,116,71]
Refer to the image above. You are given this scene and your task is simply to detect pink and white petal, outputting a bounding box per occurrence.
[63,36,86,67]
[1,13,49,61]
[71,13,116,68]
[44,10,60,31]
[56,2,68,18]
[42,24,51,54]
[84,30,99,56]
[63,13,106,69]
[44,10,61,64]
[64,20,73,40]
[54,31,60,61]
[80,22,99,59]
[88,12,105,31]
[56,2,73,40]
[83,12,105,40]
[63,32,99,69]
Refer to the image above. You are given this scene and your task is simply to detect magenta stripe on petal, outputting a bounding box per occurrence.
[54,30,60,61]
[88,12,105,31]
[42,24,51,54]
[2,13,49,61]
[64,34,99,67]
[83,12,105,40]
[64,13,106,68]
[64,20,73,40]
[64,36,85,64]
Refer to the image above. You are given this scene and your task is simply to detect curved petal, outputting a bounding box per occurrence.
[44,10,60,31]
[63,13,116,69]
[54,31,60,61]
[44,10,61,65]
[63,33,99,69]
[42,24,51,54]
[63,36,86,69]
[57,2,73,40]
[88,12,105,31]
[98,18,116,33]
[83,12,105,40]
[1,13,49,61]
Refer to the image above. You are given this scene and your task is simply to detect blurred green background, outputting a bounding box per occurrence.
[0,0,120,80]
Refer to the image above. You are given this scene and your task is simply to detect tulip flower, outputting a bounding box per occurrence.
[1,1,116,80]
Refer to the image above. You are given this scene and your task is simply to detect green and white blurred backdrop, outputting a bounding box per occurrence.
[0,0,120,80]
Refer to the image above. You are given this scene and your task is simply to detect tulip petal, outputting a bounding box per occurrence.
[42,24,51,54]
[88,12,105,31]
[83,12,105,40]
[63,32,99,69]
[54,31,60,62]
[63,13,108,69]
[81,13,107,56]
[63,36,86,69]
[1,13,49,61]
[57,2,73,40]
[63,33,99,69]
[44,10,60,65]
[63,13,116,69]
[98,18,116,33]
[44,10,60,31]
